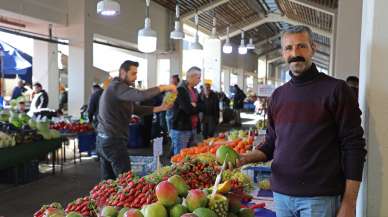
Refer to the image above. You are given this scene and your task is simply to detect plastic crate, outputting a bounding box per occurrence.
[0,160,40,184]
[77,131,96,156]
[129,156,156,176]
[242,165,271,183]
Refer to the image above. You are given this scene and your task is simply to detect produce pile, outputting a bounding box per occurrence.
[171,130,253,163]
[35,155,255,217]
[0,110,63,148]
[50,121,93,133]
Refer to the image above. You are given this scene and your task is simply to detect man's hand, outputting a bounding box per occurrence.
[153,103,173,113]
[336,180,360,217]
[191,102,197,107]
[227,149,268,170]
[159,85,177,92]
[336,201,356,217]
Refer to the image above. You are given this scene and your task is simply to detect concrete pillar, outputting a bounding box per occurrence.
[358,0,388,216]
[147,54,157,88]
[204,39,222,92]
[32,40,59,109]
[237,70,244,90]
[334,0,362,80]
[223,69,230,96]
[253,74,258,94]
[67,0,94,117]
[170,41,183,78]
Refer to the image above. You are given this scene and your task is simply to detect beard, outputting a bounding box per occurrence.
[288,60,313,76]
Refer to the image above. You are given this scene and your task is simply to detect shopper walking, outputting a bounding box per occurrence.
[28,82,49,117]
[200,81,219,139]
[170,66,202,155]
[87,84,103,128]
[232,84,246,126]
[232,25,366,217]
[96,60,176,180]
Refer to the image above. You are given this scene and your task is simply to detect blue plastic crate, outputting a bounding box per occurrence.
[242,165,271,183]
[77,131,96,155]
[129,156,156,176]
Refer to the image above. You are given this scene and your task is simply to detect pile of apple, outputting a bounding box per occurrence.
[96,174,255,217]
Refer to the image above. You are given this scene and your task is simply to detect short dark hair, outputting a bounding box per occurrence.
[281,25,314,46]
[172,74,180,83]
[34,82,42,88]
[92,84,102,89]
[119,60,139,72]
[346,76,359,83]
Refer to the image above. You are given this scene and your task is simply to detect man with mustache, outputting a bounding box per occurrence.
[233,26,366,217]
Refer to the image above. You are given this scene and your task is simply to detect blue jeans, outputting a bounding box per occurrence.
[170,129,197,155]
[165,109,174,134]
[273,192,341,217]
[96,135,131,180]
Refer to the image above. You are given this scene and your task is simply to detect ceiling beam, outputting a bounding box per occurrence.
[220,13,332,40]
[257,45,281,57]
[286,0,337,16]
[181,0,231,21]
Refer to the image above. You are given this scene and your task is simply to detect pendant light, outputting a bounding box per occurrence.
[238,31,247,55]
[138,0,157,53]
[170,3,185,40]
[190,13,203,50]
[222,26,233,54]
[97,0,120,16]
[246,38,255,50]
[209,15,219,40]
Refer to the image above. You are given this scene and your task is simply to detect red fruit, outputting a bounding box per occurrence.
[155,181,178,207]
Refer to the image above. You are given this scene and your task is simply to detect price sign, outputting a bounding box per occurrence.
[153,137,163,156]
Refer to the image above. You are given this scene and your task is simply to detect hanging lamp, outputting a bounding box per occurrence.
[138,0,157,53]
[238,31,247,55]
[170,3,185,40]
[222,26,233,54]
[97,0,120,16]
[190,13,203,50]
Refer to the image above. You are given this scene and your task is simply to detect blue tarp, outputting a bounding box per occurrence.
[0,39,32,83]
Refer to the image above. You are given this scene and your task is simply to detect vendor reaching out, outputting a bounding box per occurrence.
[96,60,176,180]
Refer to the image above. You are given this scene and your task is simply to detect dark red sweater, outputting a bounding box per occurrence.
[258,64,367,196]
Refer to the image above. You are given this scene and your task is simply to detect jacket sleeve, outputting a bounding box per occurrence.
[115,84,160,102]
[257,95,276,161]
[133,104,154,117]
[42,92,49,108]
[333,81,367,181]
[175,87,198,115]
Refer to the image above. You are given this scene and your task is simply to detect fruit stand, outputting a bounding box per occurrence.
[0,138,62,184]
[33,129,276,217]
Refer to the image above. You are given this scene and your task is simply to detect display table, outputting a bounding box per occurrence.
[0,139,62,172]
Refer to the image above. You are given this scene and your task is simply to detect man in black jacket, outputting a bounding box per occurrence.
[232,84,246,125]
[201,81,219,139]
[87,84,103,128]
[170,66,202,155]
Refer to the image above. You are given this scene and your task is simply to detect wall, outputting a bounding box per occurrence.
[334,0,362,80]
[359,0,388,216]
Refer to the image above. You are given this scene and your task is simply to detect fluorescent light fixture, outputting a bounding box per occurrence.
[97,0,120,16]
[170,4,185,39]
[222,26,232,54]
[246,38,255,49]
[138,0,157,53]
[190,14,203,50]
[238,31,247,55]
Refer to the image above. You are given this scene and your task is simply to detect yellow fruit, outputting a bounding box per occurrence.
[163,92,177,105]
[217,181,232,194]
[259,179,270,190]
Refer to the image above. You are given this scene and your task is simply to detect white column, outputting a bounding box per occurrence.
[334,0,362,80]
[204,39,222,92]
[253,75,258,95]
[170,41,183,78]
[67,0,94,117]
[32,40,59,109]
[223,70,230,96]
[359,0,388,216]
[146,54,157,88]
[237,70,244,90]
